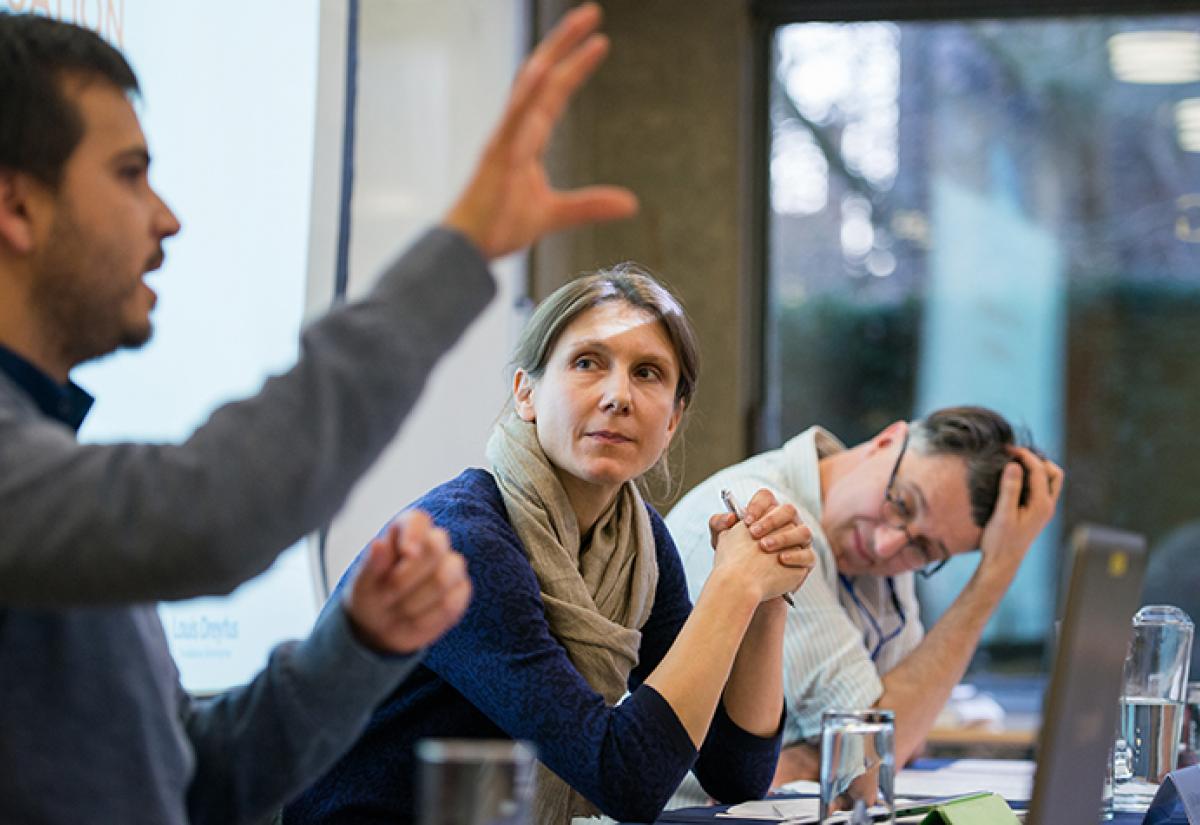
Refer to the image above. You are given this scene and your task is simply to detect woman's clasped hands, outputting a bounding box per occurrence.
[708,490,815,604]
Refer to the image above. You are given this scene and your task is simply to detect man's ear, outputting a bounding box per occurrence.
[869,420,909,453]
[0,170,41,256]
[513,369,537,422]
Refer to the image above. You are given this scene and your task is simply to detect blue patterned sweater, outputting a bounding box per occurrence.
[284,468,781,824]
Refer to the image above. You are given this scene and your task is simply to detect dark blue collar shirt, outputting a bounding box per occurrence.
[0,344,94,432]
[0,226,494,825]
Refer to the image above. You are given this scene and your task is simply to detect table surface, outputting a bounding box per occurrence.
[621,759,1183,824]
[643,798,1166,824]
[926,675,1045,760]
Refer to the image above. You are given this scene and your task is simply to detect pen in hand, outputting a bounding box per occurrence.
[720,488,796,607]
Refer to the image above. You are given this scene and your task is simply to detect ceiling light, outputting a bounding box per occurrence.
[1108,31,1200,84]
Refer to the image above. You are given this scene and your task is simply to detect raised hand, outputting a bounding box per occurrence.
[342,510,472,655]
[443,2,638,259]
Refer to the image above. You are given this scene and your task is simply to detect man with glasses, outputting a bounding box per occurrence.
[666,406,1062,784]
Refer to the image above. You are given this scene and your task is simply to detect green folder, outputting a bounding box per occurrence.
[895,791,1021,825]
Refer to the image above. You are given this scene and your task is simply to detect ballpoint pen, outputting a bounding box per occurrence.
[721,488,796,607]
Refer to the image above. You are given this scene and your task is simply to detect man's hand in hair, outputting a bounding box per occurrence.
[977,446,1064,576]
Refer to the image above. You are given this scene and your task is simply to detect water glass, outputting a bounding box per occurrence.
[416,739,536,825]
[1111,605,1194,814]
[1179,681,1200,768]
[819,709,895,824]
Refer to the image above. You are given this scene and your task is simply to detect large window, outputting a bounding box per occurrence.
[764,10,1200,653]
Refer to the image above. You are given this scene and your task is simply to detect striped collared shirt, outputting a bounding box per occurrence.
[665,426,924,743]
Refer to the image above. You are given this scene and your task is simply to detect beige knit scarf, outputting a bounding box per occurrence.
[485,413,659,825]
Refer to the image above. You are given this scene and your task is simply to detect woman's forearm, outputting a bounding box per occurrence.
[642,567,761,746]
[720,598,787,737]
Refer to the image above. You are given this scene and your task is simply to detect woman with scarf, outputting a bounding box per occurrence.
[285,265,815,825]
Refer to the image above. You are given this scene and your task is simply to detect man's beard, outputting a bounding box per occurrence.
[28,204,153,371]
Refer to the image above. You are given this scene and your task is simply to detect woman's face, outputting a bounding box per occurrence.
[514,300,684,511]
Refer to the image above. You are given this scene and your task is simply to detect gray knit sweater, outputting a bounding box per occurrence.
[0,228,494,824]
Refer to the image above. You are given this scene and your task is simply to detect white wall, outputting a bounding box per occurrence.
[60,0,527,692]
[322,0,530,587]
[72,1,328,694]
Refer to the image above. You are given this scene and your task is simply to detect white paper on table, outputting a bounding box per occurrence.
[895,759,1034,802]
[721,758,1033,822]
[717,797,820,821]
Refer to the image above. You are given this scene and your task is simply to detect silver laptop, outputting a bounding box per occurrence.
[1026,524,1148,825]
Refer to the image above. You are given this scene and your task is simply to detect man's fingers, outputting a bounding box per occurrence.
[439,575,472,623]
[344,514,473,653]
[391,580,448,620]
[397,578,473,646]
[356,575,471,656]
[521,1,602,89]
[526,34,610,151]
[349,536,395,600]
[994,459,1025,514]
[367,523,404,567]
[372,511,463,605]
[1007,446,1064,515]
[545,185,639,234]
[385,542,456,605]
[1010,447,1047,496]
[371,523,449,607]
[1046,465,1065,496]
[536,2,603,68]
[1046,460,1065,498]
[388,555,471,619]
[497,4,603,150]
[393,510,437,557]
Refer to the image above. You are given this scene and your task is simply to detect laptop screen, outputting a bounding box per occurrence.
[1027,525,1148,825]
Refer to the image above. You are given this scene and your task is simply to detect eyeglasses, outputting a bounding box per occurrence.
[881,432,949,578]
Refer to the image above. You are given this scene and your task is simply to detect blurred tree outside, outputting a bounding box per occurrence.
[766,13,1200,655]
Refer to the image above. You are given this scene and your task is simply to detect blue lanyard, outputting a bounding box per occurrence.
[839,574,906,662]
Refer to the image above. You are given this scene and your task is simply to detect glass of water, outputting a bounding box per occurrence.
[416,739,536,825]
[1179,681,1200,768]
[819,709,895,825]
[1111,605,1194,814]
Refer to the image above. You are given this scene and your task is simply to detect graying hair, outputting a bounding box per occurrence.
[908,406,1039,528]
